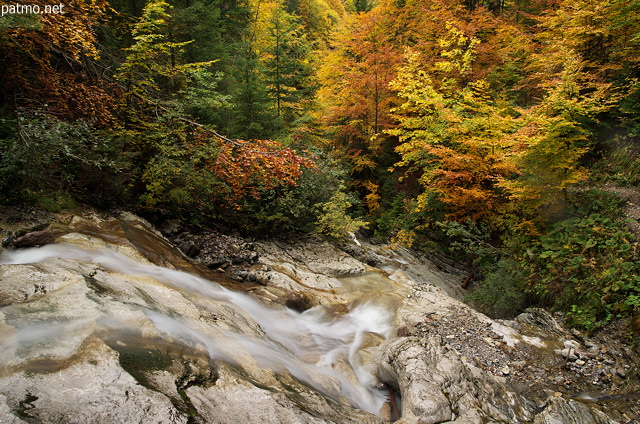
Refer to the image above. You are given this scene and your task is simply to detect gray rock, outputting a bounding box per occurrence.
[374,337,535,424]
[0,217,384,424]
[515,308,567,336]
[534,397,617,424]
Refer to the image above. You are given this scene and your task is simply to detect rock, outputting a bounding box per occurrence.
[158,219,182,236]
[186,243,201,258]
[563,340,581,350]
[557,348,579,361]
[258,239,366,278]
[1,346,189,424]
[534,396,616,424]
[0,216,384,424]
[515,308,567,336]
[616,367,628,378]
[339,243,381,266]
[246,266,272,285]
[374,337,535,424]
[204,255,228,269]
[0,211,636,424]
[11,229,67,248]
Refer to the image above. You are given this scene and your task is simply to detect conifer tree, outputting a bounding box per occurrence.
[264,4,317,126]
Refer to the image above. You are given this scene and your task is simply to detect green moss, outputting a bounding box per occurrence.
[117,347,173,387]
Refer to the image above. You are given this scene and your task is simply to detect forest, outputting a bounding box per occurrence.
[0,0,639,333]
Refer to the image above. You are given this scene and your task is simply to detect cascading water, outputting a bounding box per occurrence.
[0,244,395,416]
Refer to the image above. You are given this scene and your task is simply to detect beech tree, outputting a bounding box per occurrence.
[0,0,116,123]
[503,48,613,213]
[389,26,519,224]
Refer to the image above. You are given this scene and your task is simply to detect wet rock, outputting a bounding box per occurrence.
[10,229,67,248]
[0,217,384,424]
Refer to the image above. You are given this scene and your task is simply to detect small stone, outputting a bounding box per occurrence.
[446,335,456,339]
[500,366,511,375]
[563,340,580,350]
[560,348,578,361]
[554,392,563,397]
[575,360,586,366]
[484,337,496,347]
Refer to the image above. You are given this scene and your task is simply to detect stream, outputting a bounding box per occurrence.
[1,213,638,423]
[0,243,395,417]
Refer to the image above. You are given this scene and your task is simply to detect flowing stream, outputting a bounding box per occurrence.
[0,244,396,416]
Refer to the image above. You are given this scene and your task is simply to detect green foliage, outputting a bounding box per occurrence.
[315,184,368,240]
[523,207,640,331]
[231,159,347,235]
[465,258,528,319]
[433,220,503,269]
[228,51,281,139]
[263,7,317,126]
[589,136,640,187]
[139,127,224,219]
[374,195,417,240]
[179,69,231,125]
[0,112,127,206]
[115,0,213,114]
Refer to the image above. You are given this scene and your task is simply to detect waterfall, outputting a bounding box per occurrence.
[0,244,394,415]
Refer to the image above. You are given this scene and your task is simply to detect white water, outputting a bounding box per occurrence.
[0,244,394,415]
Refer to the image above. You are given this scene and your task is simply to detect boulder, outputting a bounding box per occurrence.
[375,337,534,424]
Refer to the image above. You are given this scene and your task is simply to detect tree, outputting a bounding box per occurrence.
[0,0,116,124]
[263,5,317,126]
[115,0,212,116]
[317,6,403,211]
[389,26,519,224]
[502,48,612,213]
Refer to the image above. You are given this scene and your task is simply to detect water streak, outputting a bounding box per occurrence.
[0,244,394,414]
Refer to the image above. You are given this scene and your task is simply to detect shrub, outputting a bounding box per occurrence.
[0,112,127,206]
[315,185,368,240]
[465,258,528,319]
[523,211,640,331]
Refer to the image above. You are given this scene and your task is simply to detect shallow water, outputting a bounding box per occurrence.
[0,244,396,415]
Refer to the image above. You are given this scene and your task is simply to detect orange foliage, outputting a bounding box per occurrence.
[0,0,117,124]
[187,129,317,208]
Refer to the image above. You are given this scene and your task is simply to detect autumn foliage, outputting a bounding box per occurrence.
[0,0,118,124]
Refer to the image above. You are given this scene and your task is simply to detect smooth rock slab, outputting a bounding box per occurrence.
[0,344,188,424]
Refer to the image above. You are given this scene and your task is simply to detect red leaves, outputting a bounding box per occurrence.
[188,129,317,208]
[0,0,116,123]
